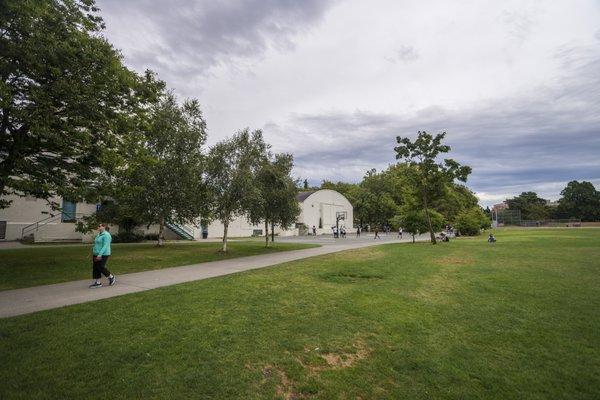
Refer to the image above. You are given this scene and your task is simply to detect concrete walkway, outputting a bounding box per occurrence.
[0,234,429,318]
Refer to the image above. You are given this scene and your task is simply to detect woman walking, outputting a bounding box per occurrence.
[89,223,116,288]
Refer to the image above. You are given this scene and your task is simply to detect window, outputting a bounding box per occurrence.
[61,200,77,222]
[0,221,6,239]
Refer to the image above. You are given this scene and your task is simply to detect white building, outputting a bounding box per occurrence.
[0,189,353,242]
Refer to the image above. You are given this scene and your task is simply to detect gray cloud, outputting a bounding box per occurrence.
[95,0,600,206]
[98,0,337,78]
[385,45,419,63]
[266,44,600,204]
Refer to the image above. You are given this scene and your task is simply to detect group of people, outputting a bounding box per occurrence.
[312,224,405,240]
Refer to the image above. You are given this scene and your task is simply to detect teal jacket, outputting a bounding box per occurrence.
[93,231,112,256]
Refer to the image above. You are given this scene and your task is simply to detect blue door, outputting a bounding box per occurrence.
[61,200,77,222]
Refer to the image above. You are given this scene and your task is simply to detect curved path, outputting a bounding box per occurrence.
[0,234,429,318]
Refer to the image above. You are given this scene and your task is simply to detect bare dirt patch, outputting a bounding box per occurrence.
[300,340,372,374]
[262,365,299,400]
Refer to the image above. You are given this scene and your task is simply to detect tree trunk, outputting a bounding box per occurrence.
[158,217,165,246]
[422,193,437,244]
[265,220,269,247]
[412,233,415,243]
[271,222,275,243]
[222,221,229,252]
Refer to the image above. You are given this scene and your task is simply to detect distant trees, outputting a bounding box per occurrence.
[556,181,600,221]
[320,151,480,237]
[0,0,163,209]
[395,131,471,244]
[506,192,551,220]
[454,207,490,236]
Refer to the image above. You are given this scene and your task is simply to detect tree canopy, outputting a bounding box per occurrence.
[395,131,471,243]
[205,129,267,252]
[506,192,551,221]
[0,0,163,209]
[250,153,301,246]
[556,181,600,221]
[112,93,208,245]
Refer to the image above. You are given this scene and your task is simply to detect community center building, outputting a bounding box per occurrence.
[0,189,353,242]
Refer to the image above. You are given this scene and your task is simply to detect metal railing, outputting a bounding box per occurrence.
[21,212,91,238]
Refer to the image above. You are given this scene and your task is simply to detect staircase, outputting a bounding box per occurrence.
[165,222,195,240]
[20,212,92,242]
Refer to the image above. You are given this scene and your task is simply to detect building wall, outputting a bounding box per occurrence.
[1,189,354,241]
[299,189,354,234]
[0,195,98,242]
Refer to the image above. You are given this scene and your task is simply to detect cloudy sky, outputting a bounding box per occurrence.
[97,0,600,206]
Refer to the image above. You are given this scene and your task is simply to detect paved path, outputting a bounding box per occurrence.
[0,234,429,318]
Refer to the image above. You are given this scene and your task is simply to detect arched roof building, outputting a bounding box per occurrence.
[296,189,354,233]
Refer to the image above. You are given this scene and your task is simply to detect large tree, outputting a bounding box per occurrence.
[205,129,267,252]
[506,191,550,221]
[113,93,208,245]
[557,181,600,221]
[0,0,163,209]
[395,131,471,244]
[250,153,300,247]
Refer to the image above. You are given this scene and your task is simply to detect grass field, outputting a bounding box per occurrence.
[0,241,318,291]
[1,228,599,399]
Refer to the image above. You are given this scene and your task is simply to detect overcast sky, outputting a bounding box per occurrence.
[97,0,600,206]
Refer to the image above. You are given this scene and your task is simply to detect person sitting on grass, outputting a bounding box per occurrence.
[436,232,450,242]
[488,233,497,243]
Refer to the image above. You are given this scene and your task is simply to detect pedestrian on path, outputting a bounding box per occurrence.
[89,223,116,288]
[374,227,380,239]
[398,227,403,239]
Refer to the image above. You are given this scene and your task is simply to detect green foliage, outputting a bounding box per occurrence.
[112,93,208,245]
[454,207,491,236]
[556,180,600,221]
[251,153,301,246]
[432,183,479,222]
[0,0,164,209]
[397,205,444,242]
[205,129,268,251]
[395,131,471,243]
[111,231,145,243]
[506,192,551,220]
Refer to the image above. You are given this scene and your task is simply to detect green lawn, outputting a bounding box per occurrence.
[1,228,599,399]
[0,241,318,291]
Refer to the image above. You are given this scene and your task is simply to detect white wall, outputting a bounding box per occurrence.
[299,189,354,234]
[0,195,98,242]
[1,189,354,241]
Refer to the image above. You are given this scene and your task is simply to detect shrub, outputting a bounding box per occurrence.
[111,232,144,243]
[144,233,159,241]
[396,207,445,242]
[455,207,491,236]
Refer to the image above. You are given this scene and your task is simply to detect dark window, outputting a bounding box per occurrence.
[61,200,77,222]
[0,221,6,239]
